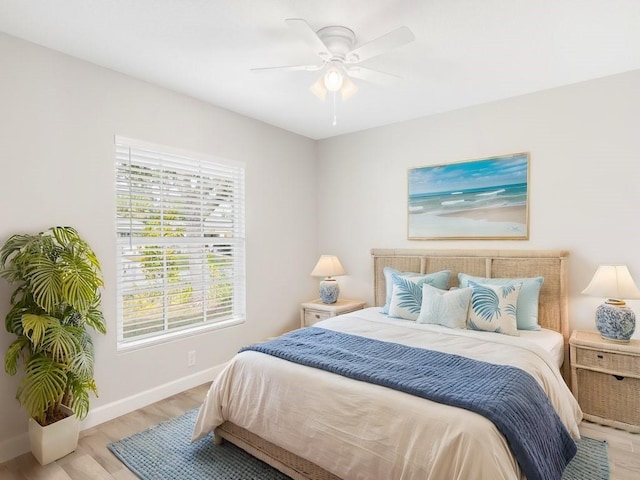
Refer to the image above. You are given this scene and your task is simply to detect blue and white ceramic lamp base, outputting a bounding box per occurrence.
[319,279,340,304]
[595,303,636,343]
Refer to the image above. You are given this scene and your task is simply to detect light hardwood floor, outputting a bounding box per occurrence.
[1,382,639,479]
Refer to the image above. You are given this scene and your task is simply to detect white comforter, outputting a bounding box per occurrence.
[193,308,582,480]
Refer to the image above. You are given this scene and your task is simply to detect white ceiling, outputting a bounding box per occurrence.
[1,1,639,140]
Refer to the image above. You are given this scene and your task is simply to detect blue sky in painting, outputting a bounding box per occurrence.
[409,154,528,195]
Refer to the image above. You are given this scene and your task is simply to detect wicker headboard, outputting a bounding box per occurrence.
[371,249,570,378]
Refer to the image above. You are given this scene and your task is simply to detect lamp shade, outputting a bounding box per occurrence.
[310,255,345,278]
[581,265,640,301]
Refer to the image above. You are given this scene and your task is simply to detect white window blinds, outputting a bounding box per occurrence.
[115,137,245,346]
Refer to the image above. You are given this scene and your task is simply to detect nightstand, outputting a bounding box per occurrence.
[300,299,366,328]
[569,330,640,432]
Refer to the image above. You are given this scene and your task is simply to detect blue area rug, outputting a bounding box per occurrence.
[108,408,609,479]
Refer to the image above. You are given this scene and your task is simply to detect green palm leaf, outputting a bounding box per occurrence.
[65,374,96,420]
[83,298,106,334]
[22,314,57,348]
[71,239,103,274]
[51,226,79,246]
[41,324,80,363]
[52,226,102,274]
[60,250,98,313]
[0,234,33,267]
[470,281,500,322]
[5,304,27,336]
[4,336,30,376]
[26,253,62,314]
[0,264,21,283]
[17,354,67,424]
[69,386,90,420]
[69,333,94,380]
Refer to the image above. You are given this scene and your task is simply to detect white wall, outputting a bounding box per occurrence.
[317,69,640,340]
[0,33,318,460]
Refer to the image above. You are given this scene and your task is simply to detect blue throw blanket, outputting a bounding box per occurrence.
[241,327,576,480]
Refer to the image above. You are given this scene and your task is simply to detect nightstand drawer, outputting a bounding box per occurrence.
[576,369,640,429]
[304,310,331,326]
[575,347,640,375]
[300,299,366,328]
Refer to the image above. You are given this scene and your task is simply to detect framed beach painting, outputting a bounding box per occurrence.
[408,153,529,240]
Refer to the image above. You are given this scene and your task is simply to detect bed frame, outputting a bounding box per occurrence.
[214,248,570,480]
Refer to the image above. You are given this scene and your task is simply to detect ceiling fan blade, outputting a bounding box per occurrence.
[285,18,332,59]
[345,26,415,63]
[345,65,401,85]
[251,64,324,73]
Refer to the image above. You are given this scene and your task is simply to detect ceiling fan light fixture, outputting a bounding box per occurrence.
[340,76,358,101]
[255,19,415,111]
[309,76,328,100]
[323,66,344,92]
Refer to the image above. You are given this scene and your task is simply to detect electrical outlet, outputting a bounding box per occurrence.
[187,350,196,367]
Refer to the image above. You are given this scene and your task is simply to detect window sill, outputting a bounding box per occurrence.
[117,316,245,353]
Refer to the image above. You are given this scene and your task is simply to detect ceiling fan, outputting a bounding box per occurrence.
[252,18,415,101]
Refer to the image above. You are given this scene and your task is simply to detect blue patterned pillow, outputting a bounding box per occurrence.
[388,274,435,320]
[458,273,543,330]
[417,284,472,329]
[382,267,450,314]
[467,281,522,336]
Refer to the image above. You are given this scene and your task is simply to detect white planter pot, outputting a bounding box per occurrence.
[28,405,79,465]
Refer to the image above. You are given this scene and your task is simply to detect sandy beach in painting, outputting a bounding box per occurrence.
[408,204,527,238]
[439,205,526,223]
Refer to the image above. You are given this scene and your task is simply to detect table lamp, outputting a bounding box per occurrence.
[581,265,640,343]
[311,255,345,304]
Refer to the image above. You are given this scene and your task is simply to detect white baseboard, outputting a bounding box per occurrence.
[0,363,225,464]
[0,433,30,465]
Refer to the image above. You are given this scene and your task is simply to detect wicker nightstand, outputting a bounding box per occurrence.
[569,330,640,432]
[300,299,365,328]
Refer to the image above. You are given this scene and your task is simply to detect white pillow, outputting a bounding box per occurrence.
[417,284,472,329]
[467,281,522,336]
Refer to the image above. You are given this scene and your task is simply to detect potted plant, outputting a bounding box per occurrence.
[1,226,106,464]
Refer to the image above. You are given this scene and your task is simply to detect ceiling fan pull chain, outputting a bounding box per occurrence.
[332,92,338,126]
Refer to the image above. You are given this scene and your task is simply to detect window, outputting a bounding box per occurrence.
[115,136,245,348]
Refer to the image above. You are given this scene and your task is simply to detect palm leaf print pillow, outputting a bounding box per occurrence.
[388,273,438,320]
[467,280,522,336]
[381,267,450,314]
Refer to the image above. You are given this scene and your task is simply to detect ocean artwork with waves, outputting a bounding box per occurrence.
[408,153,529,239]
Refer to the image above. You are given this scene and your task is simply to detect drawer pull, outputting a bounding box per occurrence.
[613,375,625,381]
[315,314,320,319]
[597,354,604,359]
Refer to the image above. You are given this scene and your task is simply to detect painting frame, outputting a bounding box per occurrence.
[407,153,530,240]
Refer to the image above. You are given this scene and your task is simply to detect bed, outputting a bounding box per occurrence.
[192,249,582,480]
